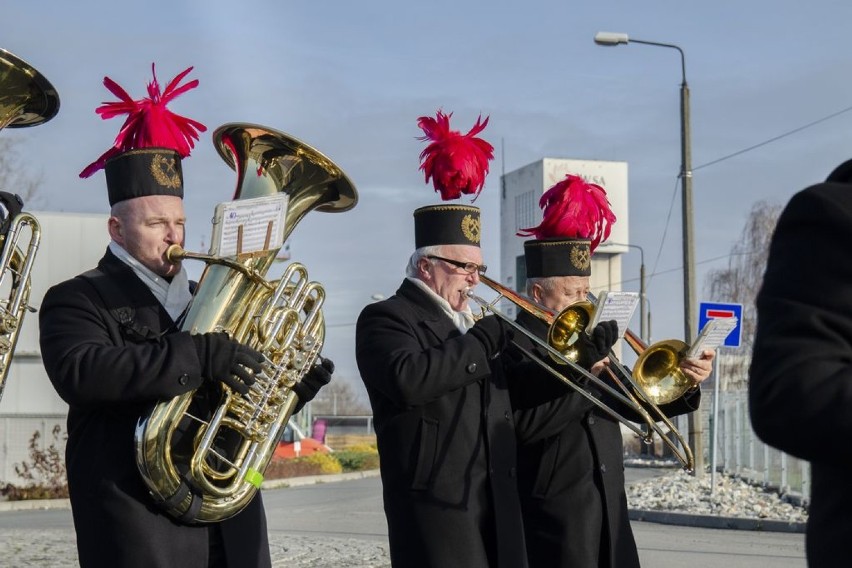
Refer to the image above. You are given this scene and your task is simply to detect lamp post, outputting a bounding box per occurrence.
[595,32,703,476]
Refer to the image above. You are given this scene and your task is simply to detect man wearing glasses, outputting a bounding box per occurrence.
[356,204,527,568]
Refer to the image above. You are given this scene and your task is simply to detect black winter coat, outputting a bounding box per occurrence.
[355,279,527,568]
[749,158,852,567]
[511,310,700,568]
[39,249,271,568]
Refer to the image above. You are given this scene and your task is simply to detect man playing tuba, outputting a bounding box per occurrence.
[38,64,331,568]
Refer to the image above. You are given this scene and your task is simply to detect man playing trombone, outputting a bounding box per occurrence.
[510,174,714,568]
[356,112,527,567]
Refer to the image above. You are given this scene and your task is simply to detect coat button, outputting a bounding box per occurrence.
[600,463,607,473]
[588,415,596,425]
[509,467,517,478]
[504,411,511,421]
[466,363,477,373]
[178,373,189,385]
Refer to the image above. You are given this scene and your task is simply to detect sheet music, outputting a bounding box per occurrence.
[588,291,639,338]
[687,317,738,359]
[209,194,289,257]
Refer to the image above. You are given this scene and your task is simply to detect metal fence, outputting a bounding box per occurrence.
[710,388,810,505]
[0,414,66,485]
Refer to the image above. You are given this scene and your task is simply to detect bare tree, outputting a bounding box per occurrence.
[0,138,45,208]
[704,200,783,388]
[309,376,372,416]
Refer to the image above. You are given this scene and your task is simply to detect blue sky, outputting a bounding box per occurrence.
[5,0,852,398]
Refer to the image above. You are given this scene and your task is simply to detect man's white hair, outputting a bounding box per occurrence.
[525,275,558,298]
[406,245,444,278]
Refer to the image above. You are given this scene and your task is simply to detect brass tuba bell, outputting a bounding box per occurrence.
[0,48,59,130]
[0,48,57,402]
[135,123,357,523]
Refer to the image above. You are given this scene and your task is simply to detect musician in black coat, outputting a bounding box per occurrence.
[39,79,330,566]
[749,158,852,567]
[356,204,527,568]
[512,236,713,568]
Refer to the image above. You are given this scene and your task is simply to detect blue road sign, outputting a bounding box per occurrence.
[698,302,743,348]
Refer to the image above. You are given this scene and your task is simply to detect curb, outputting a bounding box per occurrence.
[0,470,807,535]
[628,508,806,533]
[262,468,382,490]
[0,470,384,513]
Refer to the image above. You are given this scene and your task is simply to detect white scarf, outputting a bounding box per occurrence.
[408,277,476,333]
[109,241,193,322]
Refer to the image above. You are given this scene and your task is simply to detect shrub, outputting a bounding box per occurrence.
[265,451,343,480]
[2,425,69,501]
[304,451,343,474]
[334,448,380,473]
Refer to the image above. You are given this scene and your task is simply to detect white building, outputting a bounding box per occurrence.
[0,211,109,483]
[499,157,631,317]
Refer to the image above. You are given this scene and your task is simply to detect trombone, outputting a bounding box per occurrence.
[468,274,694,471]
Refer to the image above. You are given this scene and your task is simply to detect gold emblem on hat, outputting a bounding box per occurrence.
[461,214,481,244]
[570,243,591,271]
[150,154,182,189]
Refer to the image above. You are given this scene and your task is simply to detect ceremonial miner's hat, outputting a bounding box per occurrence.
[79,64,207,206]
[413,110,493,248]
[519,174,616,278]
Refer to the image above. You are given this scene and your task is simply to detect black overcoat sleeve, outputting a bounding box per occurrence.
[749,181,852,468]
[355,293,492,407]
[39,262,204,406]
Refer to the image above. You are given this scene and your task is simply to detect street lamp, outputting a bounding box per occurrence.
[595,31,703,475]
[607,242,648,344]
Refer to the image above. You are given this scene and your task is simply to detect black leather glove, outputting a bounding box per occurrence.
[468,315,514,359]
[191,332,264,395]
[293,356,334,405]
[577,320,619,370]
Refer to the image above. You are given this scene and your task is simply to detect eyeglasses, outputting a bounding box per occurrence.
[427,255,487,275]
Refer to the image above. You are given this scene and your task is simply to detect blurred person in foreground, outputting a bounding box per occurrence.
[511,174,714,567]
[355,111,526,567]
[38,65,330,568]
[749,159,852,567]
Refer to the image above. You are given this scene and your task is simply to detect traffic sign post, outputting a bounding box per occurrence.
[698,301,743,485]
[698,302,743,348]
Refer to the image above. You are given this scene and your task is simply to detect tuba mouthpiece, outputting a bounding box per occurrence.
[165,244,187,264]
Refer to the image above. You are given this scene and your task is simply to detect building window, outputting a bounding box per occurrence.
[515,190,536,232]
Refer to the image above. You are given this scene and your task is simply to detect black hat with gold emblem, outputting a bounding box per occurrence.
[413,110,493,248]
[78,64,207,206]
[518,173,616,278]
[414,204,481,248]
[524,237,591,277]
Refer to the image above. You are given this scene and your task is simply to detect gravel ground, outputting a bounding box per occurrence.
[626,467,809,523]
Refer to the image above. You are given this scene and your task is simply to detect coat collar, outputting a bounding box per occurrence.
[396,278,462,341]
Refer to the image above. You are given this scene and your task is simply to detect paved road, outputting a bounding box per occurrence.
[0,468,806,567]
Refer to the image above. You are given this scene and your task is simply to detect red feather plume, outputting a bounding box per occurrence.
[417,110,494,201]
[80,64,207,178]
[517,174,616,253]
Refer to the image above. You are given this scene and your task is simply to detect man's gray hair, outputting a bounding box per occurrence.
[406,245,444,278]
[525,275,558,298]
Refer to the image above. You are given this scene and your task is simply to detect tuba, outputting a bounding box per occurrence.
[135,123,357,523]
[0,48,58,402]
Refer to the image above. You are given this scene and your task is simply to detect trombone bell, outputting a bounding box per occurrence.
[632,339,692,405]
[547,301,593,364]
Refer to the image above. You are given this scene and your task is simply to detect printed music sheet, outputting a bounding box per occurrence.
[209,194,289,256]
[687,317,738,358]
[588,291,639,338]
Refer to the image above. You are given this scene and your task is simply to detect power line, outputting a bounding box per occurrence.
[694,103,852,171]
[618,250,756,289]
[645,104,851,286]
